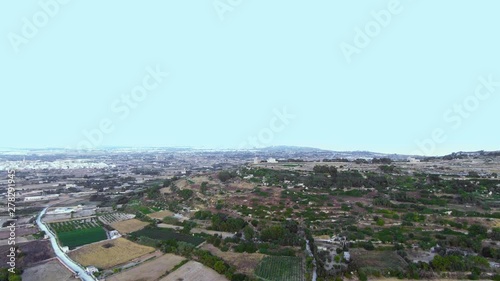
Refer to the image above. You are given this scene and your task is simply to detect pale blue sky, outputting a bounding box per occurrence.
[1,0,499,155]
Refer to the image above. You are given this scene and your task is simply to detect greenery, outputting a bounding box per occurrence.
[50,219,107,249]
[130,226,205,246]
[255,256,304,281]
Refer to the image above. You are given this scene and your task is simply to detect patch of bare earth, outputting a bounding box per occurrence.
[69,238,155,269]
[201,244,265,276]
[159,261,229,281]
[107,254,186,281]
[148,210,174,220]
[22,259,74,281]
[111,219,149,234]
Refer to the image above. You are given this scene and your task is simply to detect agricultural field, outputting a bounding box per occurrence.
[0,227,38,239]
[255,256,305,281]
[107,254,185,281]
[0,241,54,269]
[99,212,135,225]
[159,261,229,281]
[22,259,74,281]
[126,200,155,215]
[49,218,107,249]
[69,238,155,269]
[201,243,265,275]
[349,249,408,274]
[111,219,149,234]
[131,227,205,246]
[148,210,174,220]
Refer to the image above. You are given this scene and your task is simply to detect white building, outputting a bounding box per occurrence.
[267,158,277,163]
[23,194,59,202]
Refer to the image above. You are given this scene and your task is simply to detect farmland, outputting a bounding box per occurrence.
[349,249,408,275]
[107,253,185,281]
[255,256,304,281]
[49,218,107,249]
[131,227,205,246]
[99,212,135,225]
[126,200,155,214]
[111,219,149,234]
[159,261,229,281]
[22,259,74,281]
[69,238,155,269]
[0,240,54,269]
[201,243,265,276]
[148,210,174,220]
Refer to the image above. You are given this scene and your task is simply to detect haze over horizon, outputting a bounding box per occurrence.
[2,1,499,156]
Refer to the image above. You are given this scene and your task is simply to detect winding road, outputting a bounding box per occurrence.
[306,239,318,281]
[36,207,96,281]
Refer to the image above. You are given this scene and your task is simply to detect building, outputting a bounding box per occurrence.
[23,194,59,202]
[86,266,99,275]
[267,158,277,163]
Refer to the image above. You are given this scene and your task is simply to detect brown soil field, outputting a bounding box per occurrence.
[160,260,229,281]
[160,187,172,194]
[350,249,408,272]
[201,244,265,276]
[111,219,149,233]
[69,238,155,269]
[22,259,74,281]
[0,227,38,239]
[148,210,174,220]
[107,254,185,281]
[0,240,54,269]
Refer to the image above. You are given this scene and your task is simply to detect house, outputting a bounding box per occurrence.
[86,266,99,275]
[267,158,277,163]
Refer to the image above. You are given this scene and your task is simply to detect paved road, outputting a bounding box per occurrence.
[36,207,96,281]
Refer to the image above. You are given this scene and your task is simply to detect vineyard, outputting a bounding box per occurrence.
[98,212,136,225]
[255,256,304,281]
[49,218,107,249]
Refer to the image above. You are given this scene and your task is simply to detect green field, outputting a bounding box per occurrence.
[255,256,304,281]
[50,218,107,249]
[127,200,155,214]
[57,227,107,249]
[130,227,205,246]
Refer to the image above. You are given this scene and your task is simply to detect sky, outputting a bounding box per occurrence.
[1,0,499,156]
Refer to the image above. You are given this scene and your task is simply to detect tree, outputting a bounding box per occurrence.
[468,171,480,178]
[8,274,22,281]
[0,269,8,281]
[243,225,254,240]
[218,171,236,182]
[468,224,487,239]
[177,189,193,200]
[214,261,227,274]
[201,182,209,194]
[490,228,500,241]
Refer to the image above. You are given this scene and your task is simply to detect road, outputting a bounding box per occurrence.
[36,207,96,281]
[306,239,317,281]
